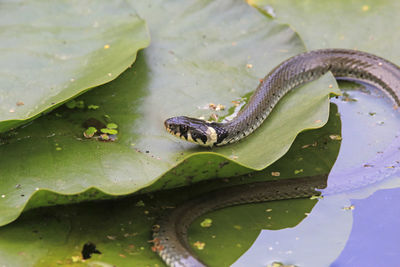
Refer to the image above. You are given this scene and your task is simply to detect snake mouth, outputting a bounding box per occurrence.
[163,120,170,130]
[165,126,180,137]
[164,120,179,135]
[164,121,187,141]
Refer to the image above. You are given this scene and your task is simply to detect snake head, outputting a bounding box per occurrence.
[164,116,222,147]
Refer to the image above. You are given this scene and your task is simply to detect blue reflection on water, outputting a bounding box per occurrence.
[233,83,400,267]
[324,85,400,195]
[331,187,400,266]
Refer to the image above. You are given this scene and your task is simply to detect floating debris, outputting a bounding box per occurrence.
[71,256,81,263]
[81,242,101,260]
[65,99,85,109]
[362,5,369,11]
[200,218,213,228]
[302,142,317,148]
[84,127,97,138]
[233,225,242,230]
[193,241,205,250]
[135,200,145,207]
[231,100,241,106]
[310,195,323,200]
[268,262,297,267]
[99,133,110,141]
[103,114,112,122]
[329,134,342,141]
[294,169,304,175]
[88,105,100,110]
[200,103,225,111]
[82,118,118,142]
[149,238,164,252]
[341,92,357,102]
[100,128,118,135]
[209,113,219,121]
[107,123,118,129]
[343,205,355,211]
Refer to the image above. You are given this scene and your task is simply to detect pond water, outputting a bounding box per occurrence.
[184,82,399,266]
[229,83,400,266]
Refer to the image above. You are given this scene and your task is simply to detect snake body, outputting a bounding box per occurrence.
[164,49,400,147]
[153,175,328,267]
[157,49,400,266]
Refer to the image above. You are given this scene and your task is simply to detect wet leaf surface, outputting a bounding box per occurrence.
[2,1,399,266]
[0,0,338,226]
[0,104,341,266]
[0,0,149,132]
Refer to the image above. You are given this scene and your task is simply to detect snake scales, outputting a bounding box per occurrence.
[156,49,400,266]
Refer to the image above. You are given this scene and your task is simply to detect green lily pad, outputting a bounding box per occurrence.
[0,0,340,226]
[0,104,341,266]
[250,0,400,62]
[0,0,150,132]
[2,0,399,266]
[0,197,319,267]
[100,128,118,135]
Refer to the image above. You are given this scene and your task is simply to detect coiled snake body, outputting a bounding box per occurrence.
[156,49,400,266]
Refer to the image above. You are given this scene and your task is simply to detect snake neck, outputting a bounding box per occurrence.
[216,49,400,146]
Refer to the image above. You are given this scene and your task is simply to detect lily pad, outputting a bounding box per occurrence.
[0,194,320,266]
[1,0,399,266]
[0,0,339,226]
[0,104,341,266]
[250,0,400,62]
[0,0,150,132]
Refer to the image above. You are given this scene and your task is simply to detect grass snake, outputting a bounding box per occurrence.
[156,49,400,266]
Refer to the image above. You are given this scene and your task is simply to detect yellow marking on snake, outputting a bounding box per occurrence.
[186,132,195,143]
[205,126,217,147]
